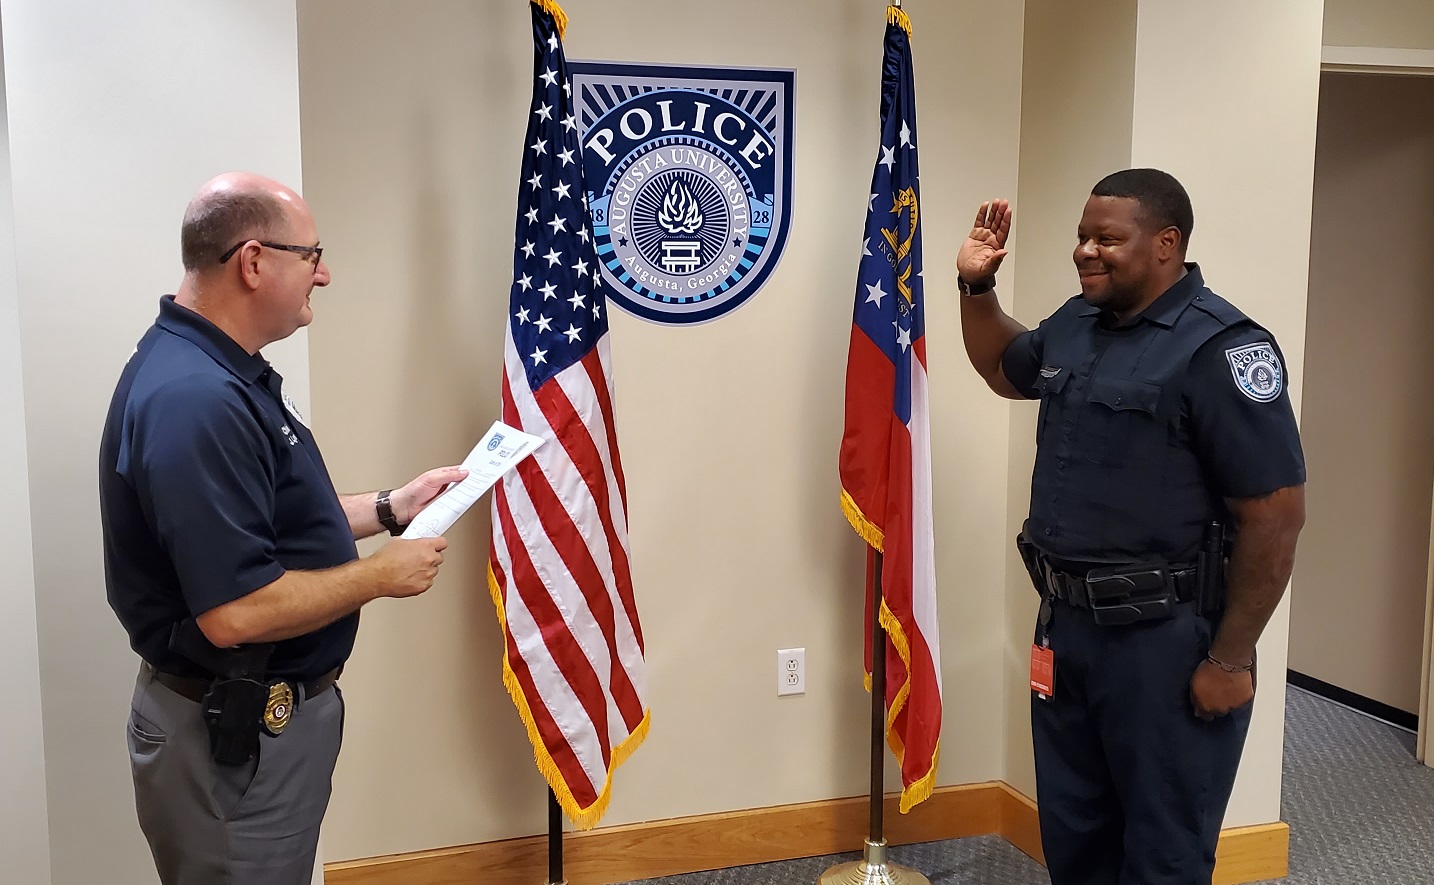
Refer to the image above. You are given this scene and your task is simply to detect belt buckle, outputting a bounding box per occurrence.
[263,681,295,735]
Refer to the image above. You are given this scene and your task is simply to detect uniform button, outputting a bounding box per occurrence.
[1114,396,1123,405]
[1043,528,1053,536]
[1058,460,1067,470]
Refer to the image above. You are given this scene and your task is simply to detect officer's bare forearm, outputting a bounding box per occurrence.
[196,560,382,647]
[341,491,385,539]
[1211,485,1306,663]
[959,289,1028,400]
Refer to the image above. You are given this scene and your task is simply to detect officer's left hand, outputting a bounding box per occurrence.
[1189,660,1255,721]
[393,465,470,523]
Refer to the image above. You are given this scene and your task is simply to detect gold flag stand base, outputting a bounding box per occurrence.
[819,839,931,885]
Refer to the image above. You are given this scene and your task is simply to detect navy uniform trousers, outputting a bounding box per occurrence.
[1033,599,1253,885]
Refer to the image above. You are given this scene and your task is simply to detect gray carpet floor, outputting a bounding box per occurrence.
[620,686,1434,884]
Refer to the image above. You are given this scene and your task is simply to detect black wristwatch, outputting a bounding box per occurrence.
[958,275,995,296]
[375,490,405,536]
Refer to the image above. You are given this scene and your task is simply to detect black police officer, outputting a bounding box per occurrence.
[956,169,1306,884]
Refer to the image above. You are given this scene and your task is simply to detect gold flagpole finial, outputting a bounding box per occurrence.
[531,0,569,40]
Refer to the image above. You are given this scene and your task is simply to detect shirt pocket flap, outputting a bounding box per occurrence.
[1088,377,1161,414]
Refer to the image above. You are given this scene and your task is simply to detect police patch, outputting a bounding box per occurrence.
[1225,342,1283,403]
[570,62,795,325]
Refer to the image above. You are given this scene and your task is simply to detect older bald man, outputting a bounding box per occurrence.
[99,174,461,884]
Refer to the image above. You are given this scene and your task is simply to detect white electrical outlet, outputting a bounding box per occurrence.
[777,648,805,697]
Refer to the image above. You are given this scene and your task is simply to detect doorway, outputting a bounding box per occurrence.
[1290,65,1434,764]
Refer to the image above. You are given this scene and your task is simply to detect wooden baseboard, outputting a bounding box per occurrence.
[1213,822,1289,885]
[995,780,1044,864]
[324,781,1287,885]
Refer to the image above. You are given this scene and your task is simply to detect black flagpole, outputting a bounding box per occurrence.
[869,551,886,846]
[817,547,929,884]
[548,788,564,884]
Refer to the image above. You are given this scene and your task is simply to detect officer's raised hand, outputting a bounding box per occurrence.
[1189,657,1255,721]
[956,199,1012,285]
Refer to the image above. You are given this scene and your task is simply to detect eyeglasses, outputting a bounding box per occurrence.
[219,240,323,266]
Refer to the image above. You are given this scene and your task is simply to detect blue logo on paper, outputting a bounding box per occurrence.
[571,62,795,325]
[487,433,505,452]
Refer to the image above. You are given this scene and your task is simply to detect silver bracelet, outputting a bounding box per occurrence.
[1206,653,1253,674]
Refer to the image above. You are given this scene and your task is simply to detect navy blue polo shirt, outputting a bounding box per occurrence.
[1002,265,1305,566]
[99,296,359,681]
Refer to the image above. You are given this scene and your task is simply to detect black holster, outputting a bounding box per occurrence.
[169,620,276,766]
[1196,521,1227,618]
[1016,533,1046,596]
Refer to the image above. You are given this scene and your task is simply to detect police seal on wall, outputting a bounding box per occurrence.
[569,62,795,325]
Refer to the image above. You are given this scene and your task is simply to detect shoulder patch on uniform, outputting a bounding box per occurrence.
[1225,342,1283,403]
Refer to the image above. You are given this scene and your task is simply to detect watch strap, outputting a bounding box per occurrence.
[375,489,405,537]
[959,275,995,296]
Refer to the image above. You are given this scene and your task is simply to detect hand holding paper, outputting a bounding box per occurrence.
[401,421,545,539]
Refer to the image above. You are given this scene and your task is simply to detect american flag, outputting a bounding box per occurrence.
[837,6,941,813]
[487,0,648,830]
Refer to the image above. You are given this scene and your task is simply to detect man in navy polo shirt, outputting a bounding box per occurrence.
[100,172,465,885]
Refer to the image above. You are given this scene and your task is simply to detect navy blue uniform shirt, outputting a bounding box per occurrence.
[100,296,359,681]
[1002,265,1305,567]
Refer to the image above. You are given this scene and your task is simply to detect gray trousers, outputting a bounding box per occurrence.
[128,665,343,885]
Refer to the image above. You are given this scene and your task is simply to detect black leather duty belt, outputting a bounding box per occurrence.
[1041,561,1199,610]
[145,662,340,706]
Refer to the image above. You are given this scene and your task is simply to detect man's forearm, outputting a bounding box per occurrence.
[197,558,384,647]
[341,491,385,539]
[959,287,1028,399]
[1211,487,1306,663]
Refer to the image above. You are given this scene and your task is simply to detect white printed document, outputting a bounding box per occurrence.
[401,421,545,539]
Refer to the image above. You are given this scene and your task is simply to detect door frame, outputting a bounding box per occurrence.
[1322,46,1434,76]
[1319,45,1434,765]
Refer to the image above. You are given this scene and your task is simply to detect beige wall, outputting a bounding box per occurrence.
[298,0,1025,860]
[300,0,1326,859]
[1003,0,1138,801]
[0,11,51,883]
[1130,0,1325,826]
[1290,73,1434,715]
[1325,0,1434,50]
[0,0,1331,876]
[4,1,309,882]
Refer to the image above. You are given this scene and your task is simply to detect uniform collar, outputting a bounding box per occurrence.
[1079,263,1204,329]
[154,295,270,385]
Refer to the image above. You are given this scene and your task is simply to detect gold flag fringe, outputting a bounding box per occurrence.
[531,0,569,40]
[887,5,912,38]
[488,564,650,830]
